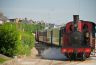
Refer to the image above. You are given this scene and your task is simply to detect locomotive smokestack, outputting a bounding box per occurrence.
[73,15,79,24]
[73,15,79,31]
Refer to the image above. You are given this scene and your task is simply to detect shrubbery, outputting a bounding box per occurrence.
[0,23,35,57]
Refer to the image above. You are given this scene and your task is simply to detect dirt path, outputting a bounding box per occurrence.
[1,47,96,65]
[1,57,96,65]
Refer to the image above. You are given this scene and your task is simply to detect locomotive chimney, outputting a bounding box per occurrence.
[73,15,79,31]
[73,15,79,24]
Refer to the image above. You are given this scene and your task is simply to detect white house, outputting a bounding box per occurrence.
[0,19,3,24]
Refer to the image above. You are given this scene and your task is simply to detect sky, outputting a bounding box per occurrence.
[0,0,96,25]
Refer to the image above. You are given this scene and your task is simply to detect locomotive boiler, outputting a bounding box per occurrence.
[35,15,96,60]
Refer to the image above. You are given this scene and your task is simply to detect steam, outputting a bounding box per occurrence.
[41,47,67,60]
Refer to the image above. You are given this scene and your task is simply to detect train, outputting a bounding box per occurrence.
[35,15,96,60]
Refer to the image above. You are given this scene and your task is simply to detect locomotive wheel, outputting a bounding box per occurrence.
[71,53,76,60]
[81,53,86,61]
[67,53,75,60]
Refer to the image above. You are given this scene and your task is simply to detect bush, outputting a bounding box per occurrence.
[16,31,35,56]
[0,23,35,56]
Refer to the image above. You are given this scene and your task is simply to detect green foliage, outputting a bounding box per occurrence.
[0,22,35,56]
[15,31,35,55]
[18,22,45,33]
[0,23,19,56]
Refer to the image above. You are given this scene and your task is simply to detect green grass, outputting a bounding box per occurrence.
[0,58,8,63]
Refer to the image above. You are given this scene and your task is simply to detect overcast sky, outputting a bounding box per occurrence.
[0,0,96,24]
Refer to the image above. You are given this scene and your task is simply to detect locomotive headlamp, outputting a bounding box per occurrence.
[74,36,78,40]
[74,24,77,27]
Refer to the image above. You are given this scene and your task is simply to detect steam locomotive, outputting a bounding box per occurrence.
[35,15,96,60]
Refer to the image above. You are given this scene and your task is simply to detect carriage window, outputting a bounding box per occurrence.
[83,24,88,32]
[70,25,73,31]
